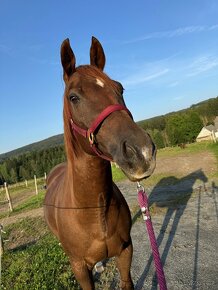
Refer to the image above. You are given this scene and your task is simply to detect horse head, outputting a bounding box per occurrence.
[61,36,156,181]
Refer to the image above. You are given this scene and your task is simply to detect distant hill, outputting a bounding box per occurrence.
[0,134,64,162]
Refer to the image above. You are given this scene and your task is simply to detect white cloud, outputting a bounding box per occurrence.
[173,95,184,101]
[187,55,218,77]
[168,81,179,87]
[122,68,169,87]
[120,52,218,90]
[125,25,218,44]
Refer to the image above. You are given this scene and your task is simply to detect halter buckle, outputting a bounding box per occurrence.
[88,131,95,145]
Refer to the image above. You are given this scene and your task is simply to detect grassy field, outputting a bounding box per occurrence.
[1,141,218,289]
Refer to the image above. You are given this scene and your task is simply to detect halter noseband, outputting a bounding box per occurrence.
[70,104,133,161]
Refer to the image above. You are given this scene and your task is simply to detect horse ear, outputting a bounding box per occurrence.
[90,36,106,70]
[61,38,76,81]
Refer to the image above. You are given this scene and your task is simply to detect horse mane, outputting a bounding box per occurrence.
[63,65,120,163]
[63,88,76,162]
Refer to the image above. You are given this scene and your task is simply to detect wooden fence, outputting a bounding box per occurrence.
[0,174,46,214]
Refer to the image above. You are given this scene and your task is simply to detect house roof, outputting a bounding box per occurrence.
[205,124,216,132]
[196,116,218,140]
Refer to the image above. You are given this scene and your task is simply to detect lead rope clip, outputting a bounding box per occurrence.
[137,182,150,221]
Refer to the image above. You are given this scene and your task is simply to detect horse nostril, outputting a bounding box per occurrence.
[122,141,137,159]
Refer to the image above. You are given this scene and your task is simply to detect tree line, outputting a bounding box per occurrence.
[0,146,66,185]
[138,96,218,148]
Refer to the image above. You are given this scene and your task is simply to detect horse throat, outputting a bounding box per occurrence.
[66,149,113,207]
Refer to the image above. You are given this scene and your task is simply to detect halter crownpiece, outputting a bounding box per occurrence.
[70,104,133,161]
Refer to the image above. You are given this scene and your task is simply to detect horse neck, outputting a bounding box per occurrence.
[66,149,113,206]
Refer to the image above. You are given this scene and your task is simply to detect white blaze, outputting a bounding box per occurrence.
[96,78,104,87]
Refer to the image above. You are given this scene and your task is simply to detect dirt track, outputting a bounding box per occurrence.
[154,151,216,176]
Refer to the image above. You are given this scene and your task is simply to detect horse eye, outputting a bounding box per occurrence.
[69,94,79,103]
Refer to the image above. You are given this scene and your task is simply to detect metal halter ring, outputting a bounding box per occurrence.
[88,132,95,145]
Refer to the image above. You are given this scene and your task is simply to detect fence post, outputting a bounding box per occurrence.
[44,172,47,181]
[34,175,38,195]
[4,182,13,212]
[25,179,28,188]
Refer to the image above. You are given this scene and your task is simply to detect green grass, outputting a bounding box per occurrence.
[13,190,45,214]
[111,164,126,182]
[208,142,218,161]
[1,218,80,290]
[157,141,212,157]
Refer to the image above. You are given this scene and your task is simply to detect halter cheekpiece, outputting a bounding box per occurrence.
[70,104,133,161]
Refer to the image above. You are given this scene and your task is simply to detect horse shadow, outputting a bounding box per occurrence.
[134,169,208,290]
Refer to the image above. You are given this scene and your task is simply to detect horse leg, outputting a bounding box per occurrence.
[70,259,95,290]
[116,240,134,290]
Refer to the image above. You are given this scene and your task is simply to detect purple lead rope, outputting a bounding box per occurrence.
[137,183,168,290]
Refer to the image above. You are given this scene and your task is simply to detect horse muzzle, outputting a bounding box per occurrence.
[113,131,157,181]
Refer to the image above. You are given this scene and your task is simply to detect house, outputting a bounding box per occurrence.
[196,116,218,142]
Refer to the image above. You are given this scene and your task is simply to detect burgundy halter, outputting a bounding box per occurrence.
[70,104,133,161]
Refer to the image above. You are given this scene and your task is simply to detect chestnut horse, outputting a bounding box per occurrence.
[44,37,156,290]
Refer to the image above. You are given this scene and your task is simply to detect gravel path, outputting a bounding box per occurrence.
[116,179,218,290]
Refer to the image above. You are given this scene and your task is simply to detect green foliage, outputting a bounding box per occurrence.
[138,115,166,131]
[150,129,165,149]
[184,111,203,142]
[166,114,186,145]
[138,96,217,147]
[166,111,203,146]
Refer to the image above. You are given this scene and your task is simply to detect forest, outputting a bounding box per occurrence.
[0,96,218,185]
[0,146,66,185]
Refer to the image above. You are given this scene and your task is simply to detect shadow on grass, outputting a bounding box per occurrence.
[8,239,38,253]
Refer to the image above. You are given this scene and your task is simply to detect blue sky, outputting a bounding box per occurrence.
[0,0,218,154]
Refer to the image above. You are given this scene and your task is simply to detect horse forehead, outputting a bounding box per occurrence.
[70,72,105,87]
